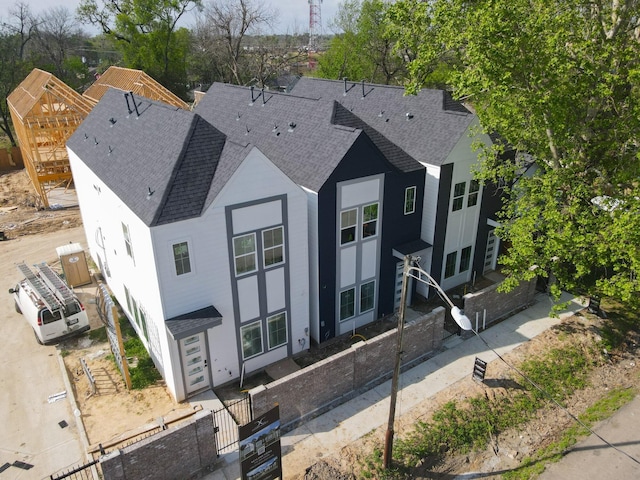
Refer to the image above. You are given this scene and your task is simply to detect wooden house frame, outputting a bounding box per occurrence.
[8,67,190,208]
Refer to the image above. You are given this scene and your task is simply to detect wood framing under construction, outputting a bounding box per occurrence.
[83,66,190,110]
[7,69,94,208]
[7,67,191,208]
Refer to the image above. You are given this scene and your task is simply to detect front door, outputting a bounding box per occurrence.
[180,332,211,396]
[483,230,499,274]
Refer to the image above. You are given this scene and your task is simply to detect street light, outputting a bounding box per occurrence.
[383,254,472,469]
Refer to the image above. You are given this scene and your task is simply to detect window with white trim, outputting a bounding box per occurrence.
[360,281,376,313]
[233,233,257,275]
[339,288,355,321]
[445,251,457,278]
[341,208,357,245]
[267,312,287,349]
[362,203,379,238]
[467,180,480,207]
[263,226,284,267]
[122,222,134,260]
[173,241,191,275]
[241,321,263,359]
[459,246,472,273]
[404,186,416,214]
[452,182,466,211]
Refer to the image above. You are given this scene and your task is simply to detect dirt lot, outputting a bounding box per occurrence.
[3,168,639,478]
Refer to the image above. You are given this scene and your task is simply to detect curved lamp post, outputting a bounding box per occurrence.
[383,254,472,469]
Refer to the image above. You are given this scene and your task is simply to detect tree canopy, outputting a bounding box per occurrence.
[388,0,640,307]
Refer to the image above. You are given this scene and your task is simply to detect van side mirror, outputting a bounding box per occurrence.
[8,288,15,294]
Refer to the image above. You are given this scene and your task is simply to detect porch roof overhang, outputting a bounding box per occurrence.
[392,239,432,260]
[166,305,222,340]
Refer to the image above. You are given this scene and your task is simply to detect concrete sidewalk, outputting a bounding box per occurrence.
[202,292,586,480]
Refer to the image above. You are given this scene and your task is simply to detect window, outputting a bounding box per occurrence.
[122,222,134,259]
[139,308,149,340]
[173,242,191,275]
[341,209,357,244]
[467,180,480,207]
[263,227,284,267]
[445,251,457,278]
[267,312,287,349]
[124,285,132,313]
[459,246,472,273]
[362,203,379,238]
[452,182,466,211]
[339,288,355,321]
[404,186,416,215]
[360,281,376,313]
[233,233,257,275]
[241,321,263,359]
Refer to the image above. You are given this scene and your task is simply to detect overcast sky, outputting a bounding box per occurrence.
[0,0,342,35]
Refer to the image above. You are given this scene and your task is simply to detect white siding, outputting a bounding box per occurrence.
[303,187,320,343]
[340,246,357,287]
[421,164,441,244]
[341,178,380,208]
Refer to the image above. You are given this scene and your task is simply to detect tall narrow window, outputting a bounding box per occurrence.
[467,180,480,207]
[124,284,132,313]
[360,281,376,313]
[122,222,134,259]
[173,242,191,275]
[339,288,355,321]
[459,246,472,273]
[267,312,287,349]
[241,321,263,359]
[445,252,457,278]
[362,203,379,238]
[233,233,257,275]
[341,209,357,244]
[452,182,466,211]
[404,186,416,215]
[263,226,284,267]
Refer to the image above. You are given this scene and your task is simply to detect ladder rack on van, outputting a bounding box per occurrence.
[17,262,63,313]
[35,263,75,309]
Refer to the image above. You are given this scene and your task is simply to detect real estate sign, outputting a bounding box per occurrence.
[238,405,282,480]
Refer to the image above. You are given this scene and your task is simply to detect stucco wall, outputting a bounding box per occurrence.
[251,307,446,428]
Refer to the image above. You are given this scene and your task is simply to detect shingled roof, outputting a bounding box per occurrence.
[67,88,248,226]
[289,77,474,167]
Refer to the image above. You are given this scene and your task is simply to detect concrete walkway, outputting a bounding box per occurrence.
[201,292,586,479]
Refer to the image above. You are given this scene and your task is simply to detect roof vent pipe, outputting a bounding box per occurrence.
[250,85,255,102]
[261,87,266,105]
[124,93,132,115]
[343,77,347,96]
[130,92,140,117]
[362,80,365,98]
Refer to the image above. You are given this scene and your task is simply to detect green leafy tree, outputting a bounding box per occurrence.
[388,0,640,307]
[77,0,202,98]
[317,0,406,84]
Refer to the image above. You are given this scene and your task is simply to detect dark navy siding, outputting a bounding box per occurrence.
[317,133,425,342]
[431,163,454,287]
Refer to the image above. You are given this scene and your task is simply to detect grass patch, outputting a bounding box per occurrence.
[123,328,161,389]
[88,326,108,343]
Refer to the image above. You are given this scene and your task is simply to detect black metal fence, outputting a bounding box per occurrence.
[212,394,252,452]
[49,459,99,480]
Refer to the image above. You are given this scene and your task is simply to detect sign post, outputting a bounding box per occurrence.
[239,405,282,480]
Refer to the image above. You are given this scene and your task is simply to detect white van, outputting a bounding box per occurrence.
[9,262,90,345]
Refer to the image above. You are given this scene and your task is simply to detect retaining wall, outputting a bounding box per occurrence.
[250,307,446,427]
[100,410,217,480]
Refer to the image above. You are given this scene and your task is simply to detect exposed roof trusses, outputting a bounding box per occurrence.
[7,67,189,208]
[83,66,190,110]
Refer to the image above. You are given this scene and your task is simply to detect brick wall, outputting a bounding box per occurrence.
[251,308,446,428]
[463,278,537,330]
[100,410,217,480]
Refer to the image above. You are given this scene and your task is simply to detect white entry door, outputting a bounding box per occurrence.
[483,230,499,274]
[180,332,211,396]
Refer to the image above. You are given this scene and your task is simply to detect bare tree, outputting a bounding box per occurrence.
[198,0,277,85]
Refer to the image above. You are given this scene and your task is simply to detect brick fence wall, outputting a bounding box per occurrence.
[250,307,446,428]
[100,410,217,480]
[463,278,537,330]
